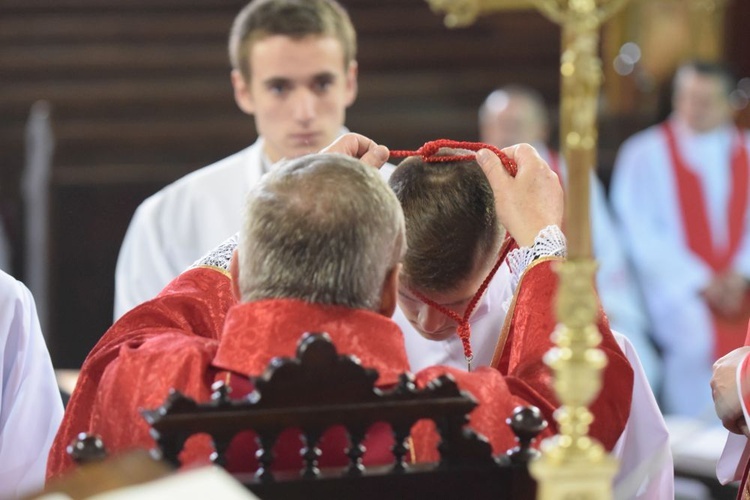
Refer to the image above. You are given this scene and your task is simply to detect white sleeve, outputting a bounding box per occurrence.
[611,333,674,500]
[114,196,185,320]
[717,432,750,485]
[505,225,566,292]
[0,272,64,498]
[715,351,750,484]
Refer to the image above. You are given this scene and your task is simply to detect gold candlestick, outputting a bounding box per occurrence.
[427,0,630,498]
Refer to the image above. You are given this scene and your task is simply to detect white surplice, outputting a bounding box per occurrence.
[611,119,750,417]
[114,130,396,320]
[114,139,270,320]
[0,270,63,498]
[717,350,750,488]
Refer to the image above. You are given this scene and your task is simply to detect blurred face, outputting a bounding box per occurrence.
[673,69,733,133]
[232,34,358,163]
[398,254,494,342]
[480,93,546,147]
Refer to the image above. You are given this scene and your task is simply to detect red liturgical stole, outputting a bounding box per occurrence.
[663,122,750,358]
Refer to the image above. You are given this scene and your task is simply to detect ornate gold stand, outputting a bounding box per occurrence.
[427,0,630,498]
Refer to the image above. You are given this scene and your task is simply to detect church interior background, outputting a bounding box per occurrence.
[2,0,750,497]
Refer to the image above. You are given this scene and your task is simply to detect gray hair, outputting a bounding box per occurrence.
[238,153,405,310]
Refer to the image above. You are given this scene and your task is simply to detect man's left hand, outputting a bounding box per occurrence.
[712,346,750,435]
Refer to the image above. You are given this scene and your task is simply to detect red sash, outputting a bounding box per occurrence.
[663,122,750,359]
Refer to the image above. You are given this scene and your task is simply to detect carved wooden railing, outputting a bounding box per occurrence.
[71,333,547,500]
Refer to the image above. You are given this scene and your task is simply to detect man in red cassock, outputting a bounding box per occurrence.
[47,135,633,480]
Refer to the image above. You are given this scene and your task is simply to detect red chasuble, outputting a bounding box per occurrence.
[46,261,633,480]
[489,257,634,450]
[663,122,750,359]
[46,266,236,480]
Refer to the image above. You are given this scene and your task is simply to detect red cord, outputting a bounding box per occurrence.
[394,139,518,368]
[390,139,517,177]
[409,253,505,368]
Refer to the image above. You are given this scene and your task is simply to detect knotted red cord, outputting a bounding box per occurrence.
[391,139,518,370]
[390,139,518,177]
[409,254,505,370]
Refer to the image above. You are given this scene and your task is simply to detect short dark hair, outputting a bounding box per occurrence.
[674,60,737,96]
[229,0,357,81]
[388,151,501,292]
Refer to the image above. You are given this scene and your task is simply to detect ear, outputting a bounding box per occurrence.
[231,69,255,116]
[377,263,401,317]
[229,248,242,301]
[344,61,359,108]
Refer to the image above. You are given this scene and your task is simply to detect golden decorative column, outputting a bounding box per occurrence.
[427,0,629,498]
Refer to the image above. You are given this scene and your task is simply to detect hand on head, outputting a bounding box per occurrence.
[711,346,750,435]
[321,133,390,169]
[476,143,563,247]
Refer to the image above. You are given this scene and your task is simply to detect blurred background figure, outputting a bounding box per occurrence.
[113,0,362,321]
[610,61,750,419]
[479,84,661,391]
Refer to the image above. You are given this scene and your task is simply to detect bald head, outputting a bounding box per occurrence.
[479,85,550,148]
[672,61,736,133]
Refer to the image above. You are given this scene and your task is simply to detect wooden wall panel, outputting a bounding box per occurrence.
[7,0,721,367]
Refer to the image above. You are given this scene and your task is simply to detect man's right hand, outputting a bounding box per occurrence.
[320,133,390,169]
[712,346,750,435]
[476,143,563,247]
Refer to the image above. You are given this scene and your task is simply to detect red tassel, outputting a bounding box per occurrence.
[410,253,505,369]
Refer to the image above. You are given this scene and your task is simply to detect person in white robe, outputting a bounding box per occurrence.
[0,270,63,498]
[611,61,750,418]
[478,84,660,391]
[114,0,383,319]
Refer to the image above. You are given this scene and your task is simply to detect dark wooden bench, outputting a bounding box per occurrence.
[70,333,546,499]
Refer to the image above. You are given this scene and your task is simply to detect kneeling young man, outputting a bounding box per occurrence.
[388,143,671,498]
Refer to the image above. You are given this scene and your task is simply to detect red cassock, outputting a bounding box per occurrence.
[46,260,633,480]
